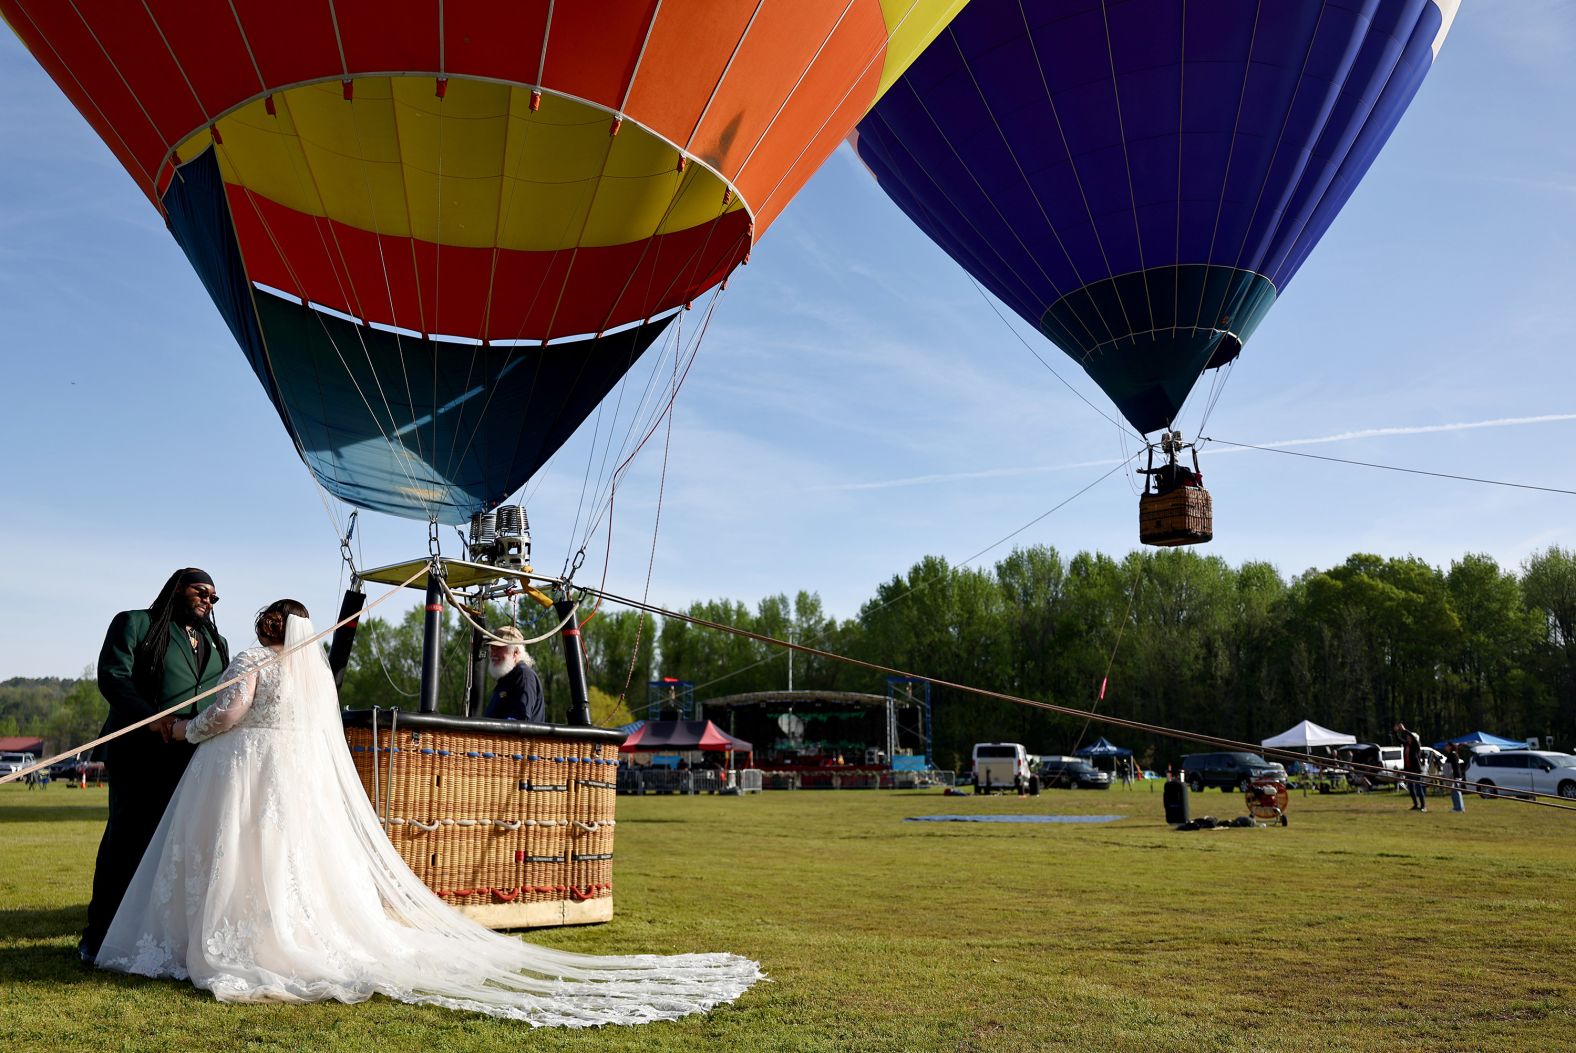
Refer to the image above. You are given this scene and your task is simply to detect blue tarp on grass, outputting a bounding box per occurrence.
[905,815,1122,825]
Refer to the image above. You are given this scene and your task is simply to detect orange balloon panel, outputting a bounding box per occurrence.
[4,0,966,340]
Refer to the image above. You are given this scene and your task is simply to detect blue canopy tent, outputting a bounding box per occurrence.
[1433,731,1526,750]
[1075,738,1132,758]
[1074,737,1135,778]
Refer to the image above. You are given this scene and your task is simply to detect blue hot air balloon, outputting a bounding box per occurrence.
[853,0,1460,435]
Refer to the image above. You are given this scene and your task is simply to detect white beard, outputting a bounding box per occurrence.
[488,656,518,680]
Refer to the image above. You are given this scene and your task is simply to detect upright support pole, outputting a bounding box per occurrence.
[467,624,487,717]
[556,597,592,726]
[419,565,443,714]
[327,585,366,688]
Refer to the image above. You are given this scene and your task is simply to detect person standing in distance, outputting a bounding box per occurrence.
[1394,721,1427,812]
[483,626,543,723]
[80,569,228,963]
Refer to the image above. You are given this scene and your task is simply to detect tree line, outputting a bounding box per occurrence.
[9,546,1574,772]
[340,545,1576,773]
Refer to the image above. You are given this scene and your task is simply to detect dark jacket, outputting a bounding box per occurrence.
[97,609,227,736]
[1398,730,1423,773]
[485,661,544,723]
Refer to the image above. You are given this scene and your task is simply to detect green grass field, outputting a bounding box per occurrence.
[1,780,1572,1052]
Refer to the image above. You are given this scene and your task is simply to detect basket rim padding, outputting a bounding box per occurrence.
[341,709,627,746]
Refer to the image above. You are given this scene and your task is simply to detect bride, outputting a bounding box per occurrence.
[95,600,762,1026]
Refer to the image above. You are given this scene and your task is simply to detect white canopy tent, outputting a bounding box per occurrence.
[1261,720,1357,750]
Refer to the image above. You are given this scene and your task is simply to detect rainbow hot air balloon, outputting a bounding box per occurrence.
[4,0,966,522]
[853,0,1459,436]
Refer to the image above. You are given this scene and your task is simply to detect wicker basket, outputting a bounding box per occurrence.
[1139,486,1213,547]
[342,710,624,930]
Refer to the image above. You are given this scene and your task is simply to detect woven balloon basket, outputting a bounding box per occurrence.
[1139,486,1213,547]
[342,710,624,930]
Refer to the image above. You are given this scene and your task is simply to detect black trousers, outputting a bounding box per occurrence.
[81,732,195,953]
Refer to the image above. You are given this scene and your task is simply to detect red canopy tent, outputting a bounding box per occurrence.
[619,720,752,764]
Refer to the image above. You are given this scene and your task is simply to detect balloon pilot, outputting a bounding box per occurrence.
[1140,430,1202,496]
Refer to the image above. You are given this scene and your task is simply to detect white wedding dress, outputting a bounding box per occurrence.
[96,616,761,1025]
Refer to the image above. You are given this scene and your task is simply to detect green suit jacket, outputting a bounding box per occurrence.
[97,609,229,736]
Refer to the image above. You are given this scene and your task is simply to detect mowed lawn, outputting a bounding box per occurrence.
[1,780,1572,1052]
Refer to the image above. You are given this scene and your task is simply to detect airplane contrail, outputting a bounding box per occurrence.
[1220,413,1576,450]
[824,414,1576,492]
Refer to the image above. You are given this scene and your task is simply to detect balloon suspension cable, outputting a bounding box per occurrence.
[0,565,429,787]
[439,576,578,647]
[687,453,1140,696]
[1202,437,1576,498]
[1137,429,1203,489]
[612,383,677,695]
[571,284,721,574]
[339,510,360,578]
[575,582,1576,814]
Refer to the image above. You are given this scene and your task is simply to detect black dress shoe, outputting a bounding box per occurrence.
[76,940,98,966]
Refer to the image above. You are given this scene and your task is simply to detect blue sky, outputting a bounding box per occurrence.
[3,4,1573,678]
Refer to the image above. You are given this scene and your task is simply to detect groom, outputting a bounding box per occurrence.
[79,568,229,962]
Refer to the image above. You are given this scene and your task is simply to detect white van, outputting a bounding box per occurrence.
[971,743,1033,794]
[0,752,37,776]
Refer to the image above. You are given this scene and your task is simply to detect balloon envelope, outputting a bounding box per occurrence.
[854,0,1459,434]
[5,0,965,520]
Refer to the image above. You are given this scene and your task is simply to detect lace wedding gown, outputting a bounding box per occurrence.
[96,617,761,1025]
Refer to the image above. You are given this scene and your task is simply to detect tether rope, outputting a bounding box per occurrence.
[1204,438,1576,496]
[687,453,1139,694]
[1070,552,1147,755]
[576,582,1576,814]
[0,566,427,787]
[439,578,577,647]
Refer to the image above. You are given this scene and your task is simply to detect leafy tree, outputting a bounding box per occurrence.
[316,545,1576,766]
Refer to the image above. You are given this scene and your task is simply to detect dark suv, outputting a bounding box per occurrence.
[1181,752,1286,793]
[1040,758,1112,790]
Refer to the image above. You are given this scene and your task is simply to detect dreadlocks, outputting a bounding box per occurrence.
[132,568,229,699]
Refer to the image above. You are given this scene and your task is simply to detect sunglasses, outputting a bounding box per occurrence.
[187,586,220,604]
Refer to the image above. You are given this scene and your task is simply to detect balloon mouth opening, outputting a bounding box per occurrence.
[1205,334,1243,371]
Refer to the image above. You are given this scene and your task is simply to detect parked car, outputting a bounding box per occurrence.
[1466,750,1576,800]
[971,742,1036,794]
[27,756,104,784]
[0,751,37,776]
[1039,758,1111,790]
[1333,743,1404,784]
[1181,752,1287,793]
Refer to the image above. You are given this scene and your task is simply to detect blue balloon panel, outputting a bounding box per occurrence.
[855,0,1450,433]
[163,148,672,523]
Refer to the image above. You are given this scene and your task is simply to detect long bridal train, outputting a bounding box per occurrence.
[97,615,762,1026]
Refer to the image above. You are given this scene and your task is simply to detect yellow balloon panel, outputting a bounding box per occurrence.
[876,0,972,98]
[182,76,742,254]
